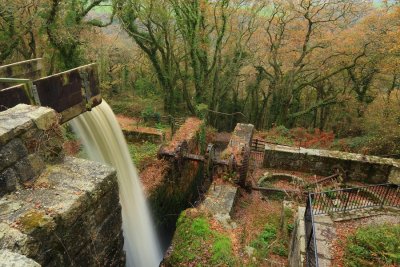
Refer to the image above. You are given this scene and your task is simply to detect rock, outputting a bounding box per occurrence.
[214,213,237,229]
[13,154,44,183]
[0,249,41,267]
[0,156,123,266]
[0,139,28,172]
[26,107,58,131]
[388,167,400,184]
[203,183,238,217]
[0,168,18,196]
[0,223,33,256]
[245,246,255,257]
[0,105,36,145]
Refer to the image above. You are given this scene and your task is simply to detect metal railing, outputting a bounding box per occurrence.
[311,183,399,215]
[305,183,400,267]
[251,138,266,152]
[305,196,319,267]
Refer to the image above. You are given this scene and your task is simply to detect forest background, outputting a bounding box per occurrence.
[1,0,399,156]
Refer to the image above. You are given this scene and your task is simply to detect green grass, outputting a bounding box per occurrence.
[127,142,159,169]
[250,223,277,258]
[168,211,237,266]
[249,205,294,261]
[344,224,400,267]
[212,235,235,265]
[106,92,164,118]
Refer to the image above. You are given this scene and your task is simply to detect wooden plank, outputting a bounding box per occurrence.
[0,84,31,111]
[0,63,101,123]
[33,63,101,122]
[0,58,43,89]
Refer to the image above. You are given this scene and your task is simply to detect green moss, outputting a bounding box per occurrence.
[168,211,237,266]
[344,224,400,267]
[19,210,53,233]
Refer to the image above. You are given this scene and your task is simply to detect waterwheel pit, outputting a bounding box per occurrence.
[159,123,399,266]
[140,117,207,250]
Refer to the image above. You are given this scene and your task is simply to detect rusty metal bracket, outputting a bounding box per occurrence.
[78,69,92,110]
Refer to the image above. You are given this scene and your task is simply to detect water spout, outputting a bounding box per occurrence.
[71,100,162,267]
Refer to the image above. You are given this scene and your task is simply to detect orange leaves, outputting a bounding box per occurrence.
[290,127,335,148]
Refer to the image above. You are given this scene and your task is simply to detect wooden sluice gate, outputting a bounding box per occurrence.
[0,58,101,123]
[158,140,251,183]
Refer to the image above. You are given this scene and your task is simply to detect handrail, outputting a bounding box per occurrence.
[305,196,319,267]
[305,183,399,267]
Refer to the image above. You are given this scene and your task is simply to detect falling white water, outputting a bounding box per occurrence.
[70,100,162,267]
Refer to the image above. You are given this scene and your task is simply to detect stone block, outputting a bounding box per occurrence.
[26,107,58,131]
[388,167,400,184]
[316,238,333,259]
[0,105,37,145]
[0,223,33,256]
[0,168,18,195]
[13,154,45,183]
[0,127,11,146]
[0,139,28,172]
[203,183,238,217]
[0,249,41,267]
[314,215,333,225]
[315,223,335,241]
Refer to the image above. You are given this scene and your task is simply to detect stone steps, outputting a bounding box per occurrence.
[331,206,400,222]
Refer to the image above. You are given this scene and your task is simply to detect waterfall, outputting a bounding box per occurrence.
[70,101,162,267]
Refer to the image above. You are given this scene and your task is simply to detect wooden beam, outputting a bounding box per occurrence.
[0,58,44,89]
[0,63,101,123]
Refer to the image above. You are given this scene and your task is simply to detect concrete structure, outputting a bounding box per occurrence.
[289,208,336,267]
[0,105,124,266]
[202,183,238,229]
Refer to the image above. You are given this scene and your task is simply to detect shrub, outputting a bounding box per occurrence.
[272,241,288,257]
[274,125,290,136]
[140,106,161,122]
[251,223,278,258]
[344,224,400,267]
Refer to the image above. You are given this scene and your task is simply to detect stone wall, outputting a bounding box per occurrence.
[140,118,206,249]
[264,144,400,184]
[0,104,63,196]
[289,207,306,267]
[0,105,124,266]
